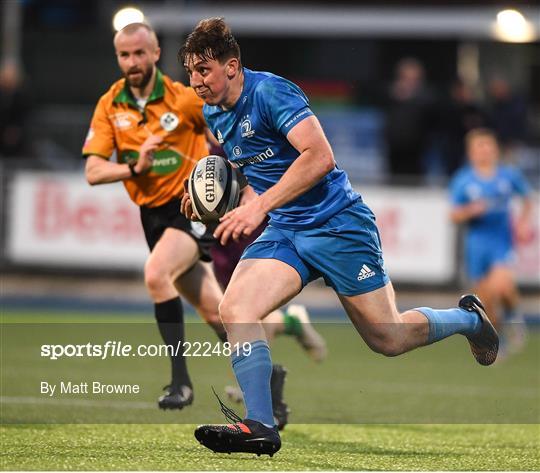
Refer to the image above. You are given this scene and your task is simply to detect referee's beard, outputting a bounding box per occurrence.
[125,65,154,91]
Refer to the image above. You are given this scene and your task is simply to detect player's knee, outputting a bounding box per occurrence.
[144,262,168,297]
[218,298,250,327]
[366,333,403,357]
[218,298,237,326]
[494,276,513,297]
[372,342,403,357]
[381,344,404,357]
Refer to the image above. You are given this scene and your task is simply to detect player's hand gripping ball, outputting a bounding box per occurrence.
[187,155,242,223]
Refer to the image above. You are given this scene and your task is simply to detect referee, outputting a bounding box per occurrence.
[83,22,226,409]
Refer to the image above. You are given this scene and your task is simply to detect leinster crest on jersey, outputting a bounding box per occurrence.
[241,115,255,138]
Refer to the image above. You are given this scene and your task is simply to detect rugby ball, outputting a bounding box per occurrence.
[188,155,240,223]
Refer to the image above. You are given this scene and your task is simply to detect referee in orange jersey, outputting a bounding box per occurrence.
[83,22,226,409]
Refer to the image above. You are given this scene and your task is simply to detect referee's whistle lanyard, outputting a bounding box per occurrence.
[139,117,170,149]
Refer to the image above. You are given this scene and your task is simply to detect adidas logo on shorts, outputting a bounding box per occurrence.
[357,264,376,281]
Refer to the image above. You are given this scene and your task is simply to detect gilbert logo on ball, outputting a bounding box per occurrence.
[188,155,240,223]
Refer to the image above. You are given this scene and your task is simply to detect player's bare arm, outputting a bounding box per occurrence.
[205,128,220,148]
[260,116,335,211]
[214,116,335,244]
[181,179,195,219]
[450,200,488,223]
[85,134,161,185]
[239,185,257,205]
[85,154,132,185]
[137,134,162,172]
[514,196,533,242]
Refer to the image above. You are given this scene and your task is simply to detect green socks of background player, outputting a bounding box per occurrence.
[283,310,303,337]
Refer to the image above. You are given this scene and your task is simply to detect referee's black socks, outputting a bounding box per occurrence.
[154,297,192,390]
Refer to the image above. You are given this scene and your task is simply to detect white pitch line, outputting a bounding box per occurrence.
[363,381,540,399]
[0,396,155,410]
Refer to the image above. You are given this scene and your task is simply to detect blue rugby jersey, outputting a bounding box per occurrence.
[450,164,531,242]
[203,68,359,229]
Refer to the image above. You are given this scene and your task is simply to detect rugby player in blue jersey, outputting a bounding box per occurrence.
[179,18,499,456]
[450,128,532,355]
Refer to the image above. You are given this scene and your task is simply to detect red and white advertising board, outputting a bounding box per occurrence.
[6,172,539,287]
[360,186,456,283]
[511,193,540,286]
[7,172,147,269]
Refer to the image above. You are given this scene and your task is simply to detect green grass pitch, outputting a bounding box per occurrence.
[1,310,539,470]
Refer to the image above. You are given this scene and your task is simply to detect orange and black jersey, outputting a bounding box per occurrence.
[83,70,209,207]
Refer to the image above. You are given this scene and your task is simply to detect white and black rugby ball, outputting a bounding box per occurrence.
[188,155,241,223]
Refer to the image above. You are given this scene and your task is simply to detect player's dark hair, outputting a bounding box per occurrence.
[178,17,241,67]
[465,127,498,148]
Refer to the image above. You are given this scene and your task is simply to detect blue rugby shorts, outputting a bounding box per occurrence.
[241,200,390,296]
[465,234,514,281]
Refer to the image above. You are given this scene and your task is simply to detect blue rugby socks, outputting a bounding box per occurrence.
[231,340,275,427]
[415,306,482,344]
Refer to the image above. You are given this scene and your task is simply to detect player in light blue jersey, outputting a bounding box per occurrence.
[179,18,499,456]
[450,128,532,354]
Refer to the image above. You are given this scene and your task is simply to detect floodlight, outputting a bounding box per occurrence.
[493,9,536,43]
[113,7,145,32]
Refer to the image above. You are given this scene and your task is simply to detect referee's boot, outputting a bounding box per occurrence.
[459,294,499,366]
[270,364,289,431]
[224,365,290,431]
[158,384,193,410]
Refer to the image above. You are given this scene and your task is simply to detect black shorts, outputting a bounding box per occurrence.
[140,199,216,262]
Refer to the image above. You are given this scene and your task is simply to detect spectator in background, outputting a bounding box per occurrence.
[439,78,487,177]
[384,58,435,181]
[449,128,532,358]
[0,60,30,158]
[486,77,528,158]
